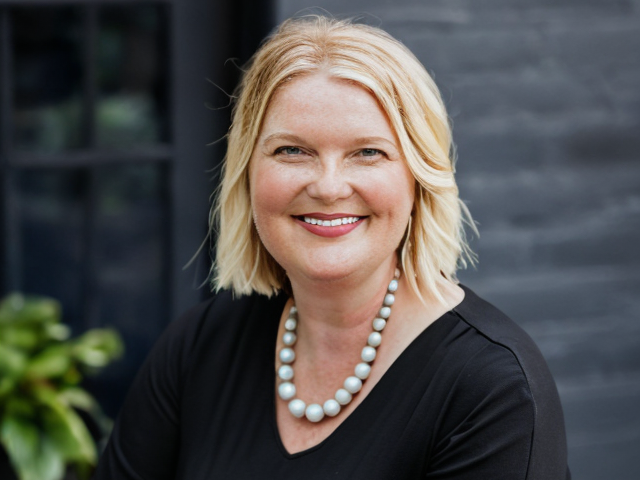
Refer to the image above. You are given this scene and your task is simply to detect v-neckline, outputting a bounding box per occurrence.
[267,291,467,459]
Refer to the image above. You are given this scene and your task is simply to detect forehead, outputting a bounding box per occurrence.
[258,73,398,142]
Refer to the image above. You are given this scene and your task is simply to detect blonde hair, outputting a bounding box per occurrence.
[212,16,476,302]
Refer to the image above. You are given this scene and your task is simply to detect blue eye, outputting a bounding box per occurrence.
[361,149,381,157]
[276,146,302,155]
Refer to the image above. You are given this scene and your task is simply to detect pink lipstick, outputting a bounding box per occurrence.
[293,213,365,238]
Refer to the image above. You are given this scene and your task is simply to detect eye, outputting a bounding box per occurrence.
[360,148,382,157]
[275,146,303,155]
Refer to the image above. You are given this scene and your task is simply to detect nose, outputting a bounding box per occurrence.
[305,158,354,204]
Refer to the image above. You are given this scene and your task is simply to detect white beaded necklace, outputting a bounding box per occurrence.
[277,268,401,423]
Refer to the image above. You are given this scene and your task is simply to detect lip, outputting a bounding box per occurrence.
[299,212,358,220]
[293,213,366,238]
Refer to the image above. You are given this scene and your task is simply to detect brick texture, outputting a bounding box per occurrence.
[275,1,640,477]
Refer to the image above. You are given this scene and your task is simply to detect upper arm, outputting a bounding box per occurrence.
[93,303,208,480]
[427,343,536,480]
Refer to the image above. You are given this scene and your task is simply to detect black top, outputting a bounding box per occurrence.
[94,286,570,479]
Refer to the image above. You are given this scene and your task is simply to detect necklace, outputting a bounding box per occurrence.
[277,268,401,423]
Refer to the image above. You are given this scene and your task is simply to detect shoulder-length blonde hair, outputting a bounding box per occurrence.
[212,16,475,302]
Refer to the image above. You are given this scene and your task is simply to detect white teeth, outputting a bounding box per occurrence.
[302,216,360,226]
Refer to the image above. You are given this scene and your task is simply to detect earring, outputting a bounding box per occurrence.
[401,214,413,261]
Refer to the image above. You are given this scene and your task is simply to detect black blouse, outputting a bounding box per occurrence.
[93,285,570,479]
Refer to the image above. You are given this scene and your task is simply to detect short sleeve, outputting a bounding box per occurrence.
[427,343,538,479]
[93,300,213,480]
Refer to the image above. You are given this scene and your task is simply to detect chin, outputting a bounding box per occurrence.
[294,258,361,284]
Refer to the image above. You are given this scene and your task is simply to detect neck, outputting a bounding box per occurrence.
[287,259,396,354]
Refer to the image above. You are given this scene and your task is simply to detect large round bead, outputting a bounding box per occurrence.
[368,331,382,347]
[278,382,296,400]
[288,399,306,418]
[278,365,294,381]
[379,306,391,319]
[388,279,399,292]
[372,318,386,331]
[305,403,325,423]
[284,318,297,331]
[361,346,377,363]
[283,331,297,346]
[384,293,395,306]
[279,347,295,364]
[344,376,363,394]
[335,388,352,405]
[323,399,341,417]
[355,362,371,380]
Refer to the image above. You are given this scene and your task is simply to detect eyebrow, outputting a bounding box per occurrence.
[260,133,307,145]
[260,133,399,149]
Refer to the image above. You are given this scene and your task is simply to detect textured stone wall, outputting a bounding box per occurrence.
[275,1,640,477]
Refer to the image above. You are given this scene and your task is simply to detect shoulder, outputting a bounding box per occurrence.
[150,290,286,378]
[167,289,283,338]
[448,285,568,478]
[452,285,561,410]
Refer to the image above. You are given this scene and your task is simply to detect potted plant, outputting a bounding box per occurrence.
[0,293,123,480]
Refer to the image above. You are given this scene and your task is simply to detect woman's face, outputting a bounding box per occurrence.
[249,73,415,284]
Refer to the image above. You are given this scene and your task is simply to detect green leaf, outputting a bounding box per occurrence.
[45,323,71,342]
[3,397,36,419]
[58,387,114,438]
[32,386,97,464]
[57,387,98,412]
[0,294,26,325]
[0,414,65,480]
[62,366,82,385]
[0,326,41,350]
[42,406,83,461]
[24,344,72,379]
[0,415,38,468]
[0,344,28,379]
[0,294,60,327]
[0,376,17,398]
[73,329,123,368]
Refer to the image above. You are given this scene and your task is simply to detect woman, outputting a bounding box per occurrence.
[94,16,569,479]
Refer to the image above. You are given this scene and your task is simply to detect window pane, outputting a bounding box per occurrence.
[86,163,169,415]
[16,164,170,415]
[18,169,86,324]
[97,5,169,149]
[12,7,83,152]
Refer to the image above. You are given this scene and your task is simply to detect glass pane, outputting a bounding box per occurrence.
[17,164,170,416]
[97,5,169,149]
[12,7,83,152]
[85,163,169,415]
[18,169,86,325]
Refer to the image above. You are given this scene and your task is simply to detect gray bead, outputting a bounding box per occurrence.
[323,399,341,417]
[305,404,325,423]
[335,388,353,405]
[361,346,377,363]
[278,365,294,381]
[384,293,395,306]
[278,382,296,400]
[279,347,295,364]
[344,376,363,394]
[288,399,306,418]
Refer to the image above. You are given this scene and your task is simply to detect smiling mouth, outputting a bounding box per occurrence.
[295,215,364,227]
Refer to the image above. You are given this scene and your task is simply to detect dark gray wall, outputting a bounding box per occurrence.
[275,1,640,478]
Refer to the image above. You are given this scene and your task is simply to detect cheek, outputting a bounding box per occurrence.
[250,163,297,223]
[363,169,415,219]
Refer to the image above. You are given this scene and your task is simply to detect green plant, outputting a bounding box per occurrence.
[0,293,124,480]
